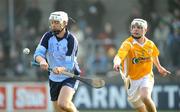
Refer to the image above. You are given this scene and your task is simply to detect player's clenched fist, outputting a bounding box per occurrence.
[53,67,66,74]
[113,64,120,72]
[40,60,49,71]
[113,55,121,72]
[157,66,171,77]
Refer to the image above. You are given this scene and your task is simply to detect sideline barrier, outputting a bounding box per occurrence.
[0,82,179,111]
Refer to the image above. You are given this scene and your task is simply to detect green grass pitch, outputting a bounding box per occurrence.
[80,110,179,112]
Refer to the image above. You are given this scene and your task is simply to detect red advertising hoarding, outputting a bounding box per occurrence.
[0,86,6,110]
[13,85,47,110]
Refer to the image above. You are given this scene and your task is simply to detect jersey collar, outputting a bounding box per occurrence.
[132,37,147,47]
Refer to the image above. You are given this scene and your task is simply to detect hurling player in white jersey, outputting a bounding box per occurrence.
[34,11,80,112]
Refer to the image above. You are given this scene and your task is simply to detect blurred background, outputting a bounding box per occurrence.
[0,0,179,111]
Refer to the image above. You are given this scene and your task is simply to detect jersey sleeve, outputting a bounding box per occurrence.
[33,32,52,60]
[117,41,131,61]
[152,42,159,57]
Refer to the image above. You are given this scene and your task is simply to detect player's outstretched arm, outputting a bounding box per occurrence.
[153,56,171,76]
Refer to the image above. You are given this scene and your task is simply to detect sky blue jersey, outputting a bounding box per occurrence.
[34,30,81,82]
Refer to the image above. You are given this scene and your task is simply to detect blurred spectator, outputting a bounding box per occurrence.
[12,25,26,76]
[94,22,117,73]
[97,22,116,51]
[0,22,9,76]
[168,0,180,13]
[154,20,170,64]
[70,24,85,65]
[54,0,78,20]
[0,45,4,76]
[0,24,9,60]
[138,0,156,38]
[25,0,42,31]
[76,0,89,31]
[84,26,95,40]
[85,0,106,35]
[148,12,161,39]
[173,8,180,20]
[25,27,37,51]
[14,25,24,56]
[167,21,180,68]
[14,0,26,25]
[91,46,108,75]
[138,0,155,21]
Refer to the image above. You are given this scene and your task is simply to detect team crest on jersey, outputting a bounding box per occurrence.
[132,56,151,64]
[132,57,140,64]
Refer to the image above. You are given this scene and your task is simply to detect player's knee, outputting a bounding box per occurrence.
[57,101,71,110]
[140,89,150,101]
[140,92,149,101]
[140,94,147,101]
[129,99,144,109]
[140,94,151,104]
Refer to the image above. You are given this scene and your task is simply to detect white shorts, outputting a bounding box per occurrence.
[126,73,154,108]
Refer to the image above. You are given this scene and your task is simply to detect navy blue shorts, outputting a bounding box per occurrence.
[49,78,79,101]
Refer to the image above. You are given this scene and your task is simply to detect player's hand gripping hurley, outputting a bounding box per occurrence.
[31,61,105,88]
[113,56,130,90]
[119,65,131,90]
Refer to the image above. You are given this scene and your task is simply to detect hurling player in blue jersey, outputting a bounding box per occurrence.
[34,11,80,112]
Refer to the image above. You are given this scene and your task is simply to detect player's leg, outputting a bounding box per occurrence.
[136,105,147,112]
[127,78,147,112]
[140,74,156,112]
[52,101,66,112]
[57,85,78,112]
[130,99,147,112]
[49,79,66,112]
[140,87,157,112]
